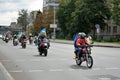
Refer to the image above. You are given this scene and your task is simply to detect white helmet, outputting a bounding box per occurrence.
[81,32,86,39]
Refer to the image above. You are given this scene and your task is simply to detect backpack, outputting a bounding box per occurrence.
[73,33,79,48]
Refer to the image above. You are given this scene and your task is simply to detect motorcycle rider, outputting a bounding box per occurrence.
[75,32,89,59]
[13,34,18,43]
[20,34,27,45]
[29,33,33,44]
[38,33,50,49]
[4,34,9,42]
[34,36,38,46]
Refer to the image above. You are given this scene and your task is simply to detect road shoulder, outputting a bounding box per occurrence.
[0,62,14,80]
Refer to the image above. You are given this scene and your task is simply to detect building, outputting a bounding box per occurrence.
[43,0,120,41]
[10,22,16,29]
[0,26,10,35]
[99,20,120,41]
[43,0,59,11]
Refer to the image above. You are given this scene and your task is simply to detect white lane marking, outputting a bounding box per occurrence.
[9,70,23,73]
[0,62,15,80]
[15,59,26,62]
[99,78,111,80]
[45,59,55,61]
[59,58,68,61]
[92,68,101,70]
[30,59,41,62]
[49,69,63,72]
[29,58,68,62]
[105,67,120,70]
[29,70,44,72]
[1,60,11,62]
[68,69,76,71]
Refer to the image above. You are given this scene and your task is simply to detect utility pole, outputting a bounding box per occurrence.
[53,0,56,39]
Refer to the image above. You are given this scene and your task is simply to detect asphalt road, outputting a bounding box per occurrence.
[0,39,120,80]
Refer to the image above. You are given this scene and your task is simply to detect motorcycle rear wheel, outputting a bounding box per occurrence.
[76,59,82,66]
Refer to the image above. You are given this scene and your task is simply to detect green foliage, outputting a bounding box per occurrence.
[111,0,120,26]
[56,0,76,38]
[17,9,28,31]
[56,0,111,39]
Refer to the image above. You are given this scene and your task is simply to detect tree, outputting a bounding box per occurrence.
[34,11,43,34]
[42,9,54,35]
[17,9,28,32]
[111,0,120,26]
[56,0,111,39]
[72,0,111,35]
[56,0,76,39]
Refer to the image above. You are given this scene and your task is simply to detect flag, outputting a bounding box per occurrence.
[39,28,46,36]
[18,31,22,38]
[73,33,78,48]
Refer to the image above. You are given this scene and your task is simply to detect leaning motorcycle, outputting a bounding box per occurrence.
[74,45,93,68]
[38,38,49,56]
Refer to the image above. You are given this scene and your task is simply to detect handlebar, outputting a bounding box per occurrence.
[78,45,93,48]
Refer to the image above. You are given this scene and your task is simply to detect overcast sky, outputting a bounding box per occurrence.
[0,0,43,26]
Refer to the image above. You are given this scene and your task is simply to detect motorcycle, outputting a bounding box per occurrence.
[5,37,9,43]
[74,45,93,68]
[21,39,27,48]
[29,37,33,44]
[38,38,49,56]
[13,38,19,46]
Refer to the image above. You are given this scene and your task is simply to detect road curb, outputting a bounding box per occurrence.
[0,62,15,80]
[50,40,120,48]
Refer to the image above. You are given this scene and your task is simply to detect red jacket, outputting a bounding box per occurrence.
[76,38,89,47]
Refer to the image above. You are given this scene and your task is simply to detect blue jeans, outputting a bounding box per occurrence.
[74,47,82,58]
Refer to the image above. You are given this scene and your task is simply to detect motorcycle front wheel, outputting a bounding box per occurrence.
[22,44,26,48]
[44,49,48,56]
[86,56,93,68]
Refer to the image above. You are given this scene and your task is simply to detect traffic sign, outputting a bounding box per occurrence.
[95,24,100,29]
[50,24,57,28]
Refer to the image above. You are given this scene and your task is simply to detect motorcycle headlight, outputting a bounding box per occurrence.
[44,43,47,46]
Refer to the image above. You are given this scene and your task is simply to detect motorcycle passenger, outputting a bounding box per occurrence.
[75,32,89,59]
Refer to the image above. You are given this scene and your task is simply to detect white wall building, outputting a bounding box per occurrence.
[43,0,59,11]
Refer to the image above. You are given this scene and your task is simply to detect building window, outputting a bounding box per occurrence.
[113,26,117,33]
[106,26,109,32]
[107,26,111,33]
[49,5,54,9]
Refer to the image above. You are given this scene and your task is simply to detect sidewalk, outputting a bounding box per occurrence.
[50,39,120,48]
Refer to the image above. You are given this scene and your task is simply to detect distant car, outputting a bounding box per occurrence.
[0,34,3,39]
